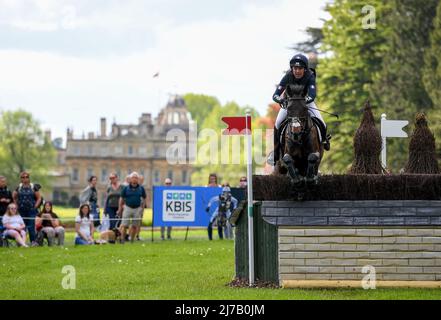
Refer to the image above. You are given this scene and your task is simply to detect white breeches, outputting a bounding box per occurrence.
[275,101,326,130]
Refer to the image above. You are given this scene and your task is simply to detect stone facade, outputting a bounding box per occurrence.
[51,95,194,207]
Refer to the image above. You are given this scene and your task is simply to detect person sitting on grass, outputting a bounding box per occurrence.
[75,204,94,245]
[35,201,65,246]
[1,203,28,247]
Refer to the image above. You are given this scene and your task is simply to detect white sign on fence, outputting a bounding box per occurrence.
[380,113,409,169]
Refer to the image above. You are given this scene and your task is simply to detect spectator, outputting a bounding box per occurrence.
[75,204,94,245]
[118,172,146,243]
[0,176,13,216]
[35,201,65,246]
[206,186,238,240]
[135,175,145,241]
[2,203,28,247]
[104,173,123,230]
[207,173,221,187]
[79,176,100,228]
[161,178,173,240]
[122,175,130,187]
[238,176,247,188]
[12,172,42,245]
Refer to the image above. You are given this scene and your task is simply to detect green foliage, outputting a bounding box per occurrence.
[184,94,263,186]
[295,0,441,173]
[183,93,221,125]
[423,1,441,165]
[317,0,391,173]
[0,109,56,189]
[371,0,439,171]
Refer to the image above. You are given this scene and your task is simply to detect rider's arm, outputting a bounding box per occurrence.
[272,73,289,103]
[305,75,317,104]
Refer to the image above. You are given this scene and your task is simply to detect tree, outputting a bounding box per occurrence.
[316,0,391,173]
[0,109,56,189]
[185,96,263,186]
[183,93,221,125]
[423,0,441,165]
[372,0,439,171]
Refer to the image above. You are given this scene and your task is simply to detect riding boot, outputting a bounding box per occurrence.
[323,126,331,151]
[267,127,281,165]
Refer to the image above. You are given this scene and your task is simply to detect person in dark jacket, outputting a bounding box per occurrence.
[12,172,42,245]
[0,176,13,216]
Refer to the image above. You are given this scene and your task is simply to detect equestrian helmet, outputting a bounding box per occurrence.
[290,54,308,69]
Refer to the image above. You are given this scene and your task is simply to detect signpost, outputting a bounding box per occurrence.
[380,113,409,169]
[221,112,254,286]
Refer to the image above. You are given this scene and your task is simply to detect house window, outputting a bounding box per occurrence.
[167,170,173,181]
[173,112,180,124]
[128,145,134,155]
[153,170,160,184]
[139,147,147,156]
[101,168,108,183]
[72,168,79,183]
[154,147,160,157]
[182,170,187,185]
[115,145,123,155]
[101,146,108,156]
[87,145,93,155]
[87,168,94,179]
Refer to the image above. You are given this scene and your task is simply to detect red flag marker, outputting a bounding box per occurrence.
[221,115,252,135]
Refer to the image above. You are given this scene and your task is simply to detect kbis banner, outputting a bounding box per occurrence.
[152,186,222,227]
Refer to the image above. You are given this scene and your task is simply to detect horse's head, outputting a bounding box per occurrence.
[284,84,309,146]
[285,84,307,118]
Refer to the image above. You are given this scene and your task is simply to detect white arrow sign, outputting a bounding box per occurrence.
[381,118,408,138]
[380,113,409,169]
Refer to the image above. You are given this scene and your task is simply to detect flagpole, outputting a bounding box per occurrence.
[245,111,254,286]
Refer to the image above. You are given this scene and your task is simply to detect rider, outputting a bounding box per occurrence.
[267,53,331,166]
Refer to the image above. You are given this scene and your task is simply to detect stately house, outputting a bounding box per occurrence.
[51,95,194,207]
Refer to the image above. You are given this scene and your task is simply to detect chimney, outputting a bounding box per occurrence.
[88,132,95,140]
[112,123,119,137]
[67,128,73,140]
[100,118,107,138]
[139,113,152,125]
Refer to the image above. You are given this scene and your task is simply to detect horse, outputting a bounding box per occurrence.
[274,84,324,195]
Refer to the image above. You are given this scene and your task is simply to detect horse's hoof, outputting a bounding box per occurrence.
[282,154,293,165]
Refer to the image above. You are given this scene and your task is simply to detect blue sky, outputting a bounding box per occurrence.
[0,0,329,141]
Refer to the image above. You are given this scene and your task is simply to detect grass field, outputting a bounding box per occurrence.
[2,229,441,300]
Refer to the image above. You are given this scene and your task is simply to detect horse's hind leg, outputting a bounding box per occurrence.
[306,152,320,184]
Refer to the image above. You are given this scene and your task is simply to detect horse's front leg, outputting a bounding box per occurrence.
[306,152,320,184]
[282,154,302,185]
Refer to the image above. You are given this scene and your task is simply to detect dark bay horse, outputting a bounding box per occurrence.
[275,84,323,192]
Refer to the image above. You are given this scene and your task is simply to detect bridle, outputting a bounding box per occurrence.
[284,97,311,146]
